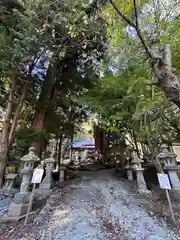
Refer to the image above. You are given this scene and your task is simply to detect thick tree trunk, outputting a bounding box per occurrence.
[0,76,16,188]
[31,65,55,154]
[31,110,46,154]
[154,44,180,108]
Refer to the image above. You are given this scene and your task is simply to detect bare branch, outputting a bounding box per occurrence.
[109,0,154,60]
[133,0,139,28]
[109,0,136,28]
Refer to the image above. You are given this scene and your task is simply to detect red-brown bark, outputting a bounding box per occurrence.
[0,74,16,187]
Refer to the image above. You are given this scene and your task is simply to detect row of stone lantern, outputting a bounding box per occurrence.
[5,147,66,219]
[124,144,180,196]
[157,144,180,191]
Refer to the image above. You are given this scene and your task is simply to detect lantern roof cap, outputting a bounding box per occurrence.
[157,145,176,159]
[44,155,56,163]
[20,147,39,162]
[131,156,143,164]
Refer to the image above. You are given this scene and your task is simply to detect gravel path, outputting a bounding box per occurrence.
[4,171,180,240]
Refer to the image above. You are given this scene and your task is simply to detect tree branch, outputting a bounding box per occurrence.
[163,44,172,66]
[109,0,154,60]
[133,0,139,28]
[109,0,136,28]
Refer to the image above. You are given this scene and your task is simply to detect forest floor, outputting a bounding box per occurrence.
[0,169,180,240]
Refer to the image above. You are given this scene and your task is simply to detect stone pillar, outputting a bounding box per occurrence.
[124,162,133,181]
[74,151,80,168]
[132,155,151,195]
[7,147,39,219]
[59,165,66,182]
[40,155,55,189]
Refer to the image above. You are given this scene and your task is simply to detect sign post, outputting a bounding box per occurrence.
[24,166,44,225]
[157,173,175,222]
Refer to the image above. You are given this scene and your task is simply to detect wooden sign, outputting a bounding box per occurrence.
[157,173,171,190]
[31,167,44,184]
[157,173,175,222]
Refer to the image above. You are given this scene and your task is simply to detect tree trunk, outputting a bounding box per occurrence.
[0,75,16,188]
[58,134,63,165]
[31,64,55,154]
[154,44,180,109]
[69,125,74,162]
[8,80,28,148]
[119,140,126,168]
[8,59,37,148]
[147,140,164,173]
[31,110,46,154]
[132,130,140,157]
[55,135,59,157]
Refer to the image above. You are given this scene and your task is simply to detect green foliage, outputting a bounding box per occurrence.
[82,52,179,148]
[0,0,107,155]
[15,127,49,152]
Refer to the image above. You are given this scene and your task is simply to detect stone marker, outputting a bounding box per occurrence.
[7,147,39,218]
[132,154,151,195]
[40,155,55,189]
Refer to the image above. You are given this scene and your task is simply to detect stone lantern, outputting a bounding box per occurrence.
[40,155,55,189]
[3,173,18,195]
[19,147,39,193]
[132,154,150,195]
[7,147,39,218]
[157,144,180,190]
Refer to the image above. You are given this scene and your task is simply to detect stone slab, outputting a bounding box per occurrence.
[2,211,36,222]
[3,188,19,197]
[8,202,29,217]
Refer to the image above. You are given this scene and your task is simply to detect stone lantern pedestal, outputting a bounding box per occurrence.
[132,156,151,195]
[7,147,39,219]
[40,156,55,190]
[124,162,133,181]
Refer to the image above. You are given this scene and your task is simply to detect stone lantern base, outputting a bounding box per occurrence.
[137,189,152,196]
[7,192,31,218]
[124,165,133,181]
[135,169,151,196]
[8,202,29,217]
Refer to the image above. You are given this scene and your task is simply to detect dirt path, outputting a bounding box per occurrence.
[4,170,180,240]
